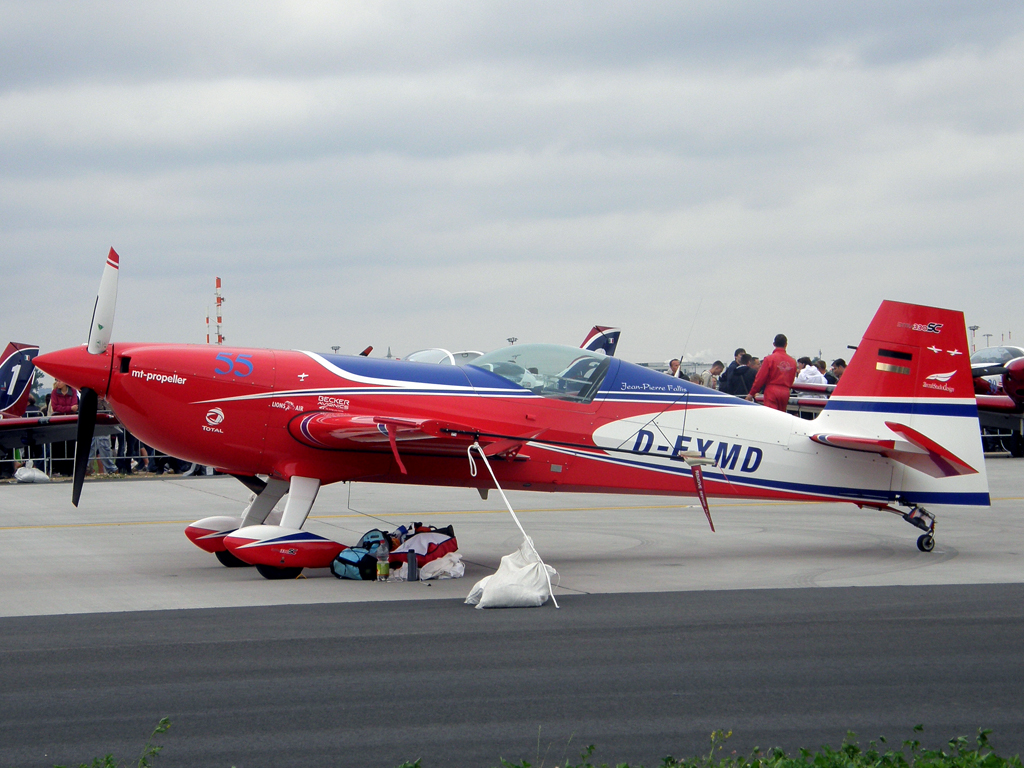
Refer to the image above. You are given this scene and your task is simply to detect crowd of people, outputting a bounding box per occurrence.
[668,337,848,412]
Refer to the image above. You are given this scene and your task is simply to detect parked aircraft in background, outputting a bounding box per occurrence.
[580,326,620,356]
[400,326,619,368]
[36,249,988,579]
[0,342,120,454]
[970,346,1024,456]
[0,343,38,418]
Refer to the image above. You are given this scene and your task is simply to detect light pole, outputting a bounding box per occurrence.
[983,333,993,348]
[331,346,340,354]
[968,325,979,353]
[507,337,517,346]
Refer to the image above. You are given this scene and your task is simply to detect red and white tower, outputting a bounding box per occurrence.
[206,277,225,345]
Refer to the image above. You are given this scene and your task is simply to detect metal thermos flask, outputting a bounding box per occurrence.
[407,553,419,581]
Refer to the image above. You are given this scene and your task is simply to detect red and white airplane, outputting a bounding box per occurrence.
[35,249,989,578]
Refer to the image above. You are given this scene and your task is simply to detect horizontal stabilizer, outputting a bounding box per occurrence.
[811,420,978,479]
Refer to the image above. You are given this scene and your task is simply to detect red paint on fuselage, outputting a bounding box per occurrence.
[32,341,862,501]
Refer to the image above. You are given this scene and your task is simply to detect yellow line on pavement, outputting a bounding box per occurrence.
[4,497,1014,532]
[0,500,803,531]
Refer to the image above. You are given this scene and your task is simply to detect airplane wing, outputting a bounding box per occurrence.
[789,381,834,395]
[975,394,1021,413]
[287,411,541,473]
[810,420,978,479]
[0,413,121,451]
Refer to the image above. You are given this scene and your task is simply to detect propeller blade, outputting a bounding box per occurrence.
[72,387,98,507]
[86,248,120,355]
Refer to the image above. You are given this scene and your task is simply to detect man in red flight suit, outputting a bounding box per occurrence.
[745,334,797,411]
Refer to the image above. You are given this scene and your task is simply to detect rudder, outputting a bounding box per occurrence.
[818,301,988,506]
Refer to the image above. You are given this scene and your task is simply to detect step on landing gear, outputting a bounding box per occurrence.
[901,505,936,552]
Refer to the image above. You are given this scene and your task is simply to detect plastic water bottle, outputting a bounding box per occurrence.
[376,541,390,582]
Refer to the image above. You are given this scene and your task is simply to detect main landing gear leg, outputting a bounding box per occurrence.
[240,477,289,528]
[901,504,936,552]
[279,476,320,530]
[213,478,291,568]
[255,476,321,581]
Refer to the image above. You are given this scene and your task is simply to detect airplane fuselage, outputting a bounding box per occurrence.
[39,340,987,508]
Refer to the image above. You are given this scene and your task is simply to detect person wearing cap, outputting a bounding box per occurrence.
[746,334,797,411]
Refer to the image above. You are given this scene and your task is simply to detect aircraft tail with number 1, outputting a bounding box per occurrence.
[0,343,39,418]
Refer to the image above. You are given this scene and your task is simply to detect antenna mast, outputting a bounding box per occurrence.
[214,277,224,345]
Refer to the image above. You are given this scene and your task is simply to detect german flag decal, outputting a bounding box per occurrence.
[876,362,911,374]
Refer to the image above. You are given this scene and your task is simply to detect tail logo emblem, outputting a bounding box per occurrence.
[206,407,225,426]
[925,371,956,383]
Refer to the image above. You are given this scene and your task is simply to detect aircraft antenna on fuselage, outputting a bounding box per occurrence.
[673,297,704,377]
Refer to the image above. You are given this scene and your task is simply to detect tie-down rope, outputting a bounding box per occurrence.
[467,442,559,608]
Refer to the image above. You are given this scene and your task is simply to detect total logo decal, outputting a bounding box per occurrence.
[923,371,956,393]
[203,407,225,433]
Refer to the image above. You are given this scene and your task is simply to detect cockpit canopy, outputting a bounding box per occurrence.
[403,348,483,366]
[469,343,611,403]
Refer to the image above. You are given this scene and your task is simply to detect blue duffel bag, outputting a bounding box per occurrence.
[330,546,379,580]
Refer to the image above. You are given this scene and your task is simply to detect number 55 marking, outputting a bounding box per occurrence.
[214,353,254,377]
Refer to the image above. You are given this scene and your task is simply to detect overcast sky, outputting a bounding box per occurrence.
[3,1,1022,368]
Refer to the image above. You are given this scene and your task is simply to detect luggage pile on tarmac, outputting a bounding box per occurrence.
[330,523,464,582]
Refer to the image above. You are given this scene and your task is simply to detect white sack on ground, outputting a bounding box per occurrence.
[466,537,557,609]
[420,552,465,580]
[390,553,465,581]
[15,467,49,483]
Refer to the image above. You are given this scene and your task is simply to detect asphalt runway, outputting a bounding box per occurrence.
[2,586,1023,768]
[1,457,1022,766]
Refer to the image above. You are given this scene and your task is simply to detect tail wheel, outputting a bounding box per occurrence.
[255,564,303,580]
[1004,433,1024,458]
[215,549,253,568]
[917,534,935,553]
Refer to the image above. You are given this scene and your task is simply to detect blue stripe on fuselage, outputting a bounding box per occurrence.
[824,400,978,417]
[535,442,987,506]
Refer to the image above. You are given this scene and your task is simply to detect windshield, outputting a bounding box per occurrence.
[469,343,611,403]
[971,347,1024,366]
[403,348,483,366]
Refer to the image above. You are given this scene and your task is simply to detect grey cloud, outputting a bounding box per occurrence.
[3,1,1022,89]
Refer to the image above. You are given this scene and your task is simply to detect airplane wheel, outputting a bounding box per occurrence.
[256,564,303,580]
[917,534,935,553]
[215,549,253,568]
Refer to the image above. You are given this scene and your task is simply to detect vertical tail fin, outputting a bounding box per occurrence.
[0,343,39,418]
[581,326,620,356]
[829,302,975,406]
[817,301,988,505]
